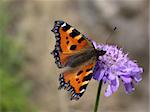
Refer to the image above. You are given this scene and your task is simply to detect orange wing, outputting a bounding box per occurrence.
[51,20,93,68]
[58,62,96,100]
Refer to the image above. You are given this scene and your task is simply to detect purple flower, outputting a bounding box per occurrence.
[91,40,143,97]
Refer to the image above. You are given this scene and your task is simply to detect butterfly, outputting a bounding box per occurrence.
[51,20,106,100]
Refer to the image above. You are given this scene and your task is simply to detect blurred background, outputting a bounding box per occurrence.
[0,0,149,112]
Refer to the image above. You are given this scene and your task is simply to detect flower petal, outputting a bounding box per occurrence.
[120,76,132,83]
[102,76,108,84]
[124,82,135,94]
[93,69,105,81]
[110,76,119,92]
[108,73,116,80]
[133,73,142,83]
[105,85,112,97]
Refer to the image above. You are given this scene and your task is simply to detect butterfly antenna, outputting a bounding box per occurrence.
[106,26,117,44]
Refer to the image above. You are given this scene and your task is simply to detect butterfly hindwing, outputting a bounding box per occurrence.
[58,62,96,100]
[51,20,93,68]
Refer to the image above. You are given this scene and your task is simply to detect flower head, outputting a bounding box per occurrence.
[91,40,143,97]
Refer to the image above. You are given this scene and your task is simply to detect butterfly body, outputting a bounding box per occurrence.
[51,20,106,100]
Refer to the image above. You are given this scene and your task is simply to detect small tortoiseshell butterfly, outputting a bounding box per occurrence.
[51,20,106,100]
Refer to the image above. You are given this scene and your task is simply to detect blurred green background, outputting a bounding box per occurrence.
[0,0,149,112]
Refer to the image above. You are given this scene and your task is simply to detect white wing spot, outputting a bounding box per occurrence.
[61,23,66,27]
[80,89,85,93]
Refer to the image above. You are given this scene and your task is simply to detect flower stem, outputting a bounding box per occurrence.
[94,80,103,112]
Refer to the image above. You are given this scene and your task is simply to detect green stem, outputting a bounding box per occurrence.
[94,80,103,112]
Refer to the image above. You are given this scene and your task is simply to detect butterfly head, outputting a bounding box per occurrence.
[95,49,106,59]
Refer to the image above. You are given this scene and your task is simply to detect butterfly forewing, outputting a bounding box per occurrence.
[51,20,93,68]
[59,61,96,100]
